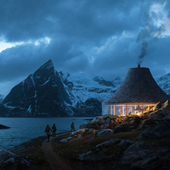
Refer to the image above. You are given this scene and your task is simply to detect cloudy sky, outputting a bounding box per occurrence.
[0,0,170,96]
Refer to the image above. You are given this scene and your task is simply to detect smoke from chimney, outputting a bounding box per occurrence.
[138,40,148,64]
[136,1,166,64]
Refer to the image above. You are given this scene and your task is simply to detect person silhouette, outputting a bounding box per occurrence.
[45,125,52,142]
[71,122,75,132]
[52,123,57,136]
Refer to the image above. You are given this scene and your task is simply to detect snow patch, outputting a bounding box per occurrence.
[39,76,51,86]
[60,72,120,105]
[27,105,32,113]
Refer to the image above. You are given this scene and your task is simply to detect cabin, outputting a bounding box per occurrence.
[102,64,170,116]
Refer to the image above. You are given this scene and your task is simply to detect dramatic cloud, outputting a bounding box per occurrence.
[0,0,170,95]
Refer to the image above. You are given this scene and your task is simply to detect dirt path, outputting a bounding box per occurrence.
[42,134,75,170]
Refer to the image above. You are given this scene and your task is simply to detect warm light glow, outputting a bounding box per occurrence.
[102,103,155,116]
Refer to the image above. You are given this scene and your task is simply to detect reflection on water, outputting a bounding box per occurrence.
[0,117,92,149]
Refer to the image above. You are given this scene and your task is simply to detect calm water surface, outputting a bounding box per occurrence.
[0,117,92,149]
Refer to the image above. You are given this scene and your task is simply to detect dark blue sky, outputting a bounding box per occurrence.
[0,0,170,96]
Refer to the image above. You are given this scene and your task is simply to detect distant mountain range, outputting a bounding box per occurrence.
[0,60,169,117]
[156,73,170,96]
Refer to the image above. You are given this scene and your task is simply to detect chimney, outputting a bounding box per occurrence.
[137,64,140,68]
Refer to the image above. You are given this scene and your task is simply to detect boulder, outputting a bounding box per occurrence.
[0,149,31,170]
[79,116,124,130]
[78,139,134,162]
[123,142,152,154]
[96,129,114,137]
[114,123,131,133]
[162,100,170,109]
[121,142,170,170]
[96,139,121,148]
[148,110,163,119]
[147,100,170,119]
[81,129,97,137]
[137,123,170,140]
[79,122,100,130]
[138,118,160,130]
[152,101,162,111]
[78,139,121,162]
[71,128,87,135]
[60,137,72,143]
[140,111,152,120]
[161,116,170,120]
[116,140,133,147]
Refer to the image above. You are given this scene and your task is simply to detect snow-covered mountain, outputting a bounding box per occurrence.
[59,72,119,116]
[156,73,170,96]
[0,59,169,117]
[0,60,119,117]
[59,72,117,106]
[2,60,72,117]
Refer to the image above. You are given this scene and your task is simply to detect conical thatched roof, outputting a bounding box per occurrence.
[103,67,170,105]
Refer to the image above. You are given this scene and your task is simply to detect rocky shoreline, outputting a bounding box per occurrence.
[1,100,170,170]
[1,136,48,170]
[57,100,170,169]
[0,132,70,170]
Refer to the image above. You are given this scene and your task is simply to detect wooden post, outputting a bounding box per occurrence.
[126,105,127,116]
[142,104,143,114]
[135,105,136,114]
[114,105,116,116]
[110,105,112,116]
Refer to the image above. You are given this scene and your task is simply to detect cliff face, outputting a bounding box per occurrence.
[3,60,73,117]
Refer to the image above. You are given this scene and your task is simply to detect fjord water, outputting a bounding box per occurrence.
[0,117,92,150]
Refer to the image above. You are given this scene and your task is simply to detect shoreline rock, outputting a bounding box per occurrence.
[0,149,31,170]
[0,124,10,129]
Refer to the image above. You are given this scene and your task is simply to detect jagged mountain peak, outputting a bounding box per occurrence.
[33,59,56,82]
[35,59,54,72]
[2,59,72,117]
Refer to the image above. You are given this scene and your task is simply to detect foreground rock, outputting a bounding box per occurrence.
[78,139,170,170]
[60,128,97,143]
[61,100,170,142]
[137,122,170,140]
[78,139,131,162]
[78,139,133,162]
[79,116,124,130]
[60,128,114,143]
[121,142,170,170]
[0,149,31,170]
[96,129,114,137]
[79,100,170,136]
[136,100,170,139]
[58,100,170,169]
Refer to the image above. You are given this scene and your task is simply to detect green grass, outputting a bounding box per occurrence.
[52,130,144,170]
[52,131,170,170]
[9,136,51,170]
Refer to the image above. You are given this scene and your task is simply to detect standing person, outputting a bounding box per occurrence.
[52,123,57,136]
[45,125,52,142]
[71,122,75,132]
